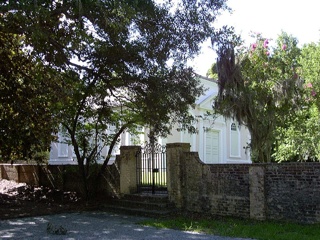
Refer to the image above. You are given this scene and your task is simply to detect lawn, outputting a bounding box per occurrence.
[137,170,166,186]
[140,215,320,240]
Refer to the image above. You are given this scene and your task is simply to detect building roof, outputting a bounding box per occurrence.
[196,89,217,105]
[195,73,218,83]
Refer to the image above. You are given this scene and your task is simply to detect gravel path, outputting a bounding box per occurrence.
[0,211,255,240]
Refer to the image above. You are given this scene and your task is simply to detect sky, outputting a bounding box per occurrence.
[192,0,320,76]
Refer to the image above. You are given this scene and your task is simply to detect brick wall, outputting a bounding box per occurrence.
[265,163,320,223]
[0,163,121,197]
[181,152,251,219]
[99,155,121,198]
[167,143,320,224]
[2,144,320,224]
[0,164,41,185]
[0,146,137,199]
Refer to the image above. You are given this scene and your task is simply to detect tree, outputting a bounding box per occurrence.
[0,32,61,162]
[273,105,320,162]
[214,32,302,162]
[0,0,229,197]
[273,41,320,162]
[206,62,218,79]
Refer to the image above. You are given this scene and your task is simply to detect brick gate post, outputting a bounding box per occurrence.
[119,146,141,195]
[249,165,266,220]
[166,143,191,208]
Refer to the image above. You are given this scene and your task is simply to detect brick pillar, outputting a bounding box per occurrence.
[166,143,191,208]
[119,146,141,195]
[249,165,266,220]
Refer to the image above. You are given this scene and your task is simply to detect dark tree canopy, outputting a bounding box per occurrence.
[0,32,60,162]
[0,0,229,197]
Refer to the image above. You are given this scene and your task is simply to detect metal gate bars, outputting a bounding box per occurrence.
[136,142,167,194]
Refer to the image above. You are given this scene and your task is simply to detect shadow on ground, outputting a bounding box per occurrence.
[0,212,248,240]
[0,179,84,220]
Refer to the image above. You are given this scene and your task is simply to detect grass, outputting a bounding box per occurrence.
[138,171,166,186]
[140,215,320,240]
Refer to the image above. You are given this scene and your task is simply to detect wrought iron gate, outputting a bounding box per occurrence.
[136,142,167,194]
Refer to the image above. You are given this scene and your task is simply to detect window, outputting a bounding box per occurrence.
[129,126,144,145]
[58,133,68,157]
[104,123,120,156]
[230,123,240,157]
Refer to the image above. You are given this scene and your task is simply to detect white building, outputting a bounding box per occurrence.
[165,75,251,164]
[49,75,251,164]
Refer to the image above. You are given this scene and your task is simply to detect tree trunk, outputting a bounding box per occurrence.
[249,126,273,163]
[78,159,89,201]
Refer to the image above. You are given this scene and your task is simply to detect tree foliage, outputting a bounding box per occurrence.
[0,32,60,162]
[0,0,229,197]
[273,105,320,162]
[214,32,302,162]
[273,41,320,162]
[206,62,218,79]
